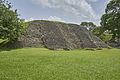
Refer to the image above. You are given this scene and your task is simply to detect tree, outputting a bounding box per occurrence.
[92,26,112,42]
[80,22,96,31]
[0,0,24,42]
[92,26,103,37]
[101,0,120,41]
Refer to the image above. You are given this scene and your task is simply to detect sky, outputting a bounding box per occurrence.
[9,0,111,25]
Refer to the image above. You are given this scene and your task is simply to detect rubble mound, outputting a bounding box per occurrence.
[10,20,108,50]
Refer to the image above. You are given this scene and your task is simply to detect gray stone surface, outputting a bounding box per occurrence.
[107,40,120,49]
[9,20,108,50]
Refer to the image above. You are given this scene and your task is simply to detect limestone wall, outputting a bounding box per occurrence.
[9,20,108,50]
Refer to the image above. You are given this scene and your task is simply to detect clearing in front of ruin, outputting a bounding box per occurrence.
[0,48,120,80]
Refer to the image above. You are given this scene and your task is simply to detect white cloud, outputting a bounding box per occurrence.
[107,0,111,3]
[25,16,80,24]
[25,18,34,22]
[47,16,64,22]
[46,16,79,24]
[25,16,64,22]
[25,16,65,22]
[87,0,97,2]
[31,0,100,23]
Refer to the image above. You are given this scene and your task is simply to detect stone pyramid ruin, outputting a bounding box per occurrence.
[10,20,108,50]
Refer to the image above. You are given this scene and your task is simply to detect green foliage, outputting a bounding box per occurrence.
[22,21,32,28]
[92,26,112,42]
[21,20,66,29]
[100,33,112,42]
[0,39,4,43]
[92,26,103,37]
[101,0,120,39]
[80,22,96,31]
[21,20,67,28]
[0,0,24,42]
[39,20,67,24]
[0,48,120,80]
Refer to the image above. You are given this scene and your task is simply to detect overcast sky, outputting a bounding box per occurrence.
[9,0,111,25]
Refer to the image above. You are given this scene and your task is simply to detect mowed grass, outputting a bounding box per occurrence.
[0,48,120,80]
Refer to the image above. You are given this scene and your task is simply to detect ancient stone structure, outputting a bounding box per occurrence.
[107,40,120,49]
[9,20,108,50]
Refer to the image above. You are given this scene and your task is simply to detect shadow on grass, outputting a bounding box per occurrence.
[0,48,12,52]
[0,41,23,52]
[0,47,24,52]
[0,41,115,53]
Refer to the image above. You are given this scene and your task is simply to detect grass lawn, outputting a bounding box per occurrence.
[0,48,120,80]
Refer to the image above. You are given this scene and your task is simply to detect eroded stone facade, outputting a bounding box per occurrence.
[9,21,108,50]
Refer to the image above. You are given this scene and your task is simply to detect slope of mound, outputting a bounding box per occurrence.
[9,20,108,50]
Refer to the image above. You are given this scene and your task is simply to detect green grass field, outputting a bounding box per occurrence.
[0,48,120,80]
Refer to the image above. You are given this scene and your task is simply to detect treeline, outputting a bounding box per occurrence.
[81,0,120,43]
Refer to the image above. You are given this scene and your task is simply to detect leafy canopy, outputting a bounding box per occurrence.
[0,0,24,42]
[92,26,112,42]
[80,22,96,31]
[101,0,120,39]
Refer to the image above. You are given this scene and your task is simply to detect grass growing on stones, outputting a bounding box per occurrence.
[38,20,67,24]
[31,20,67,24]
[0,48,120,80]
[22,21,32,28]
[21,20,67,29]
